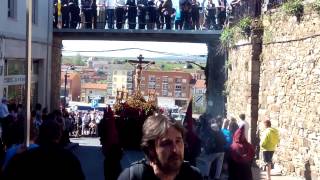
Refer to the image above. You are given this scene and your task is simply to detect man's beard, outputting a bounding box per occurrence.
[155,153,183,174]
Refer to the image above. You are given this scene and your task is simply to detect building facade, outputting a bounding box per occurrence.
[60,72,81,102]
[0,0,53,108]
[140,71,193,107]
[105,64,134,98]
[81,83,107,103]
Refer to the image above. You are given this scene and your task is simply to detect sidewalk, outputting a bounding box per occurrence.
[252,167,303,180]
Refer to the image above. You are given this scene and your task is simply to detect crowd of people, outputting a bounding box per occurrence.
[0,96,280,180]
[53,0,231,30]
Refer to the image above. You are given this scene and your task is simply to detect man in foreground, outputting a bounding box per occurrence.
[118,114,202,180]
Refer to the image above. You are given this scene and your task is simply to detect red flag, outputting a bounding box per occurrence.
[184,98,193,130]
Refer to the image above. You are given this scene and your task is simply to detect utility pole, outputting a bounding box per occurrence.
[24,0,33,147]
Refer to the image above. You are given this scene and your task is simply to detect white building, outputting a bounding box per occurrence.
[0,0,53,108]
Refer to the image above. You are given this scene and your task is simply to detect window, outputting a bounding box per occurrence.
[8,0,17,19]
[149,76,156,82]
[113,77,117,81]
[175,85,182,90]
[127,83,133,89]
[148,84,155,89]
[162,90,168,96]
[162,76,168,83]
[156,84,160,89]
[107,89,112,95]
[175,77,182,84]
[127,76,132,81]
[32,61,39,74]
[5,59,25,75]
[32,0,38,24]
[162,83,168,90]
[114,71,117,75]
[175,91,182,97]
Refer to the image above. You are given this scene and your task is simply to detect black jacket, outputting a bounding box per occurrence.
[118,159,203,180]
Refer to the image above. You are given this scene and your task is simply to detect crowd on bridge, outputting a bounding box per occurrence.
[0,96,280,180]
[53,0,240,30]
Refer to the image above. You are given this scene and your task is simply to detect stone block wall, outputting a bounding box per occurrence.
[227,4,320,179]
[226,41,252,120]
[259,7,320,178]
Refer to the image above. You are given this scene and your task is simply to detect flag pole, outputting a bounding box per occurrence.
[24,0,33,147]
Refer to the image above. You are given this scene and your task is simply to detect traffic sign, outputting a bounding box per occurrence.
[91,99,98,108]
[194,95,204,106]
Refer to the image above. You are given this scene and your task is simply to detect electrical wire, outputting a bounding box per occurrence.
[62,47,207,58]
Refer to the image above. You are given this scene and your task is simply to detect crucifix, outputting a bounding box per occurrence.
[128,54,155,93]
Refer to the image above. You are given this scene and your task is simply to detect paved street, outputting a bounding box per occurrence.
[70,137,302,180]
[71,137,145,180]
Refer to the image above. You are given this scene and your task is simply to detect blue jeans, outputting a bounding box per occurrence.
[106,9,115,29]
[197,152,225,179]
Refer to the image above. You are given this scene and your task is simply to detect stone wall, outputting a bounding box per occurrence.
[227,4,320,179]
[259,7,320,178]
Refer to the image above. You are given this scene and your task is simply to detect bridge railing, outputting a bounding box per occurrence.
[262,0,288,11]
[53,5,227,31]
[227,1,263,25]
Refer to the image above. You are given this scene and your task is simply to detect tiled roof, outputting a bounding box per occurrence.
[82,83,107,90]
[194,80,206,88]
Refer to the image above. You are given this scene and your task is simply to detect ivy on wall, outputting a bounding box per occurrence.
[313,0,320,14]
[220,17,253,48]
[282,0,304,21]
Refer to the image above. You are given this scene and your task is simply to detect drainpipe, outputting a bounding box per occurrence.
[0,36,5,97]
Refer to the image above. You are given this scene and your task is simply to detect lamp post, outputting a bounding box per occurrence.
[64,65,75,108]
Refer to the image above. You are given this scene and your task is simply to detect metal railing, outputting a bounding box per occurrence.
[263,0,288,10]
[227,0,265,25]
[53,6,228,31]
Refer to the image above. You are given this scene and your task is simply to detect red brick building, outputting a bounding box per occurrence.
[60,72,81,102]
[140,70,193,107]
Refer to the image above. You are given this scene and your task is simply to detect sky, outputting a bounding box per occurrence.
[62,40,208,60]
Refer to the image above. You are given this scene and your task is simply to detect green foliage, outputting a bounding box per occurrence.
[62,55,86,66]
[263,28,273,43]
[220,27,235,48]
[313,0,320,14]
[238,17,252,35]
[224,59,232,71]
[282,0,304,17]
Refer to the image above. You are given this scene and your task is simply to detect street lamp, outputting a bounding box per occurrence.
[64,65,75,108]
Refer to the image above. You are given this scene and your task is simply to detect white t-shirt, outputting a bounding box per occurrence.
[238,119,249,140]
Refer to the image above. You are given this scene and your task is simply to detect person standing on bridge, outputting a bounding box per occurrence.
[106,0,116,29]
[117,114,202,180]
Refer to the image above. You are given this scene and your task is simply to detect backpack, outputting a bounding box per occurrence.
[201,130,216,154]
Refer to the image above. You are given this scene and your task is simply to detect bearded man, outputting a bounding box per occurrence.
[118,114,202,180]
